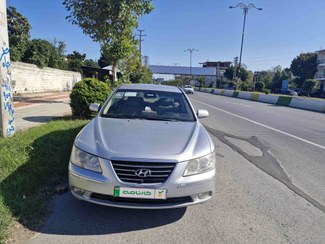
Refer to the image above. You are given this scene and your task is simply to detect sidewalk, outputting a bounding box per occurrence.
[14,92,70,108]
[13,91,72,131]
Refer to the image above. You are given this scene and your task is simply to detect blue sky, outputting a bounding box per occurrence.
[6,0,325,71]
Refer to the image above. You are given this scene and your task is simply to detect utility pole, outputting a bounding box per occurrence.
[233,57,239,80]
[0,1,15,137]
[184,48,198,80]
[136,29,146,63]
[229,3,262,79]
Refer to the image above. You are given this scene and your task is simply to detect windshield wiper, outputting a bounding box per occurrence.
[142,117,178,122]
[104,114,141,119]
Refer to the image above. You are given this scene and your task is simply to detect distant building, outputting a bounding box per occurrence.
[149,65,216,84]
[81,65,122,81]
[199,61,232,77]
[199,61,232,87]
[315,49,325,92]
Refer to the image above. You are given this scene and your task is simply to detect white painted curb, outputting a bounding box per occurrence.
[194,88,325,113]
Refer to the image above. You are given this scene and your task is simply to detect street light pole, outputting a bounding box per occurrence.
[229,3,262,78]
[184,48,198,80]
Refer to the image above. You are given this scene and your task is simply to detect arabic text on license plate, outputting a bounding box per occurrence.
[113,186,167,199]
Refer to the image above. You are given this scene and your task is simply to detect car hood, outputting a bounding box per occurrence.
[75,117,213,162]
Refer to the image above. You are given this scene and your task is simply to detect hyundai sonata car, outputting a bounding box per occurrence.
[69,84,216,209]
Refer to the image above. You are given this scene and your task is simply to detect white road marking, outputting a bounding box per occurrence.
[192,98,325,150]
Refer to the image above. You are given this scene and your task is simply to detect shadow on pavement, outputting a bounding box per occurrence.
[23,116,62,123]
[40,193,186,235]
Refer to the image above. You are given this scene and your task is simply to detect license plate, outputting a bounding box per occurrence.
[114,186,167,199]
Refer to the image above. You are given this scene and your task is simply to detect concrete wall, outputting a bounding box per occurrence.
[194,87,325,113]
[11,62,81,94]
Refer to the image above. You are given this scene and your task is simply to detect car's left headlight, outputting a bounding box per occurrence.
[183,152,216,176]
[70,145,102,173]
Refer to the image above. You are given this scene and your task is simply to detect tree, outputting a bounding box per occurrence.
[22,39,67,69]
[22,39,56,68]
[84,59,100,68]
[281,68,292,81]
[7,6,31,61]
[303,79,317,96]
[63,0,154,42]
[258,71,273,90]
[63,0,154,82]
[224,66,249,82]
[119,51,152,84]
[272,65,282,73]
[272,70,282,92]
[100,33,136,82]
[197,76,206,87]
[290,53,317,87]
[50,39,67,69]
[255,81,265,92]
[98,54,110,68]
[130,65,153,83]
[66,51,86,72]
[240,81,252,91]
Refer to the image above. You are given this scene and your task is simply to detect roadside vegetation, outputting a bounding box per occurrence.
[167,53,322,98]
[8,1,154,85]
[0,119,88,243]
[70,78,111,118]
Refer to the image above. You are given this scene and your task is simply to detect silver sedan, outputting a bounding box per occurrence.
[69,84,216,209]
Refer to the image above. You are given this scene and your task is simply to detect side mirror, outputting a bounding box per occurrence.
[89,103,101,112]
[197,109,209,118]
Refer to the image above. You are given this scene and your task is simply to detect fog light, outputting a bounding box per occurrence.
[71,186,85,196]
[198,191,212,199]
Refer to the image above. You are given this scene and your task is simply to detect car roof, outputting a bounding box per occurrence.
[118,84,182,93]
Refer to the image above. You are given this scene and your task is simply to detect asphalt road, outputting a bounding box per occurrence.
[29,92,325,244]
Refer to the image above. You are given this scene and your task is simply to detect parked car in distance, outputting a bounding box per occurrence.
[183,85,195,94]
[69,84,216,209]
[280,89,298,96]
[292,88,308,97]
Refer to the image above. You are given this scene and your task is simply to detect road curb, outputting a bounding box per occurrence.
[194,88,325,113]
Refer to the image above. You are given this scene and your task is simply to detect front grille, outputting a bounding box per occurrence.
[91,193,192,205]
[111,160,176,184]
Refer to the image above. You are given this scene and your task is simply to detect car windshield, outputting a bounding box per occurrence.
[101,89,196,122]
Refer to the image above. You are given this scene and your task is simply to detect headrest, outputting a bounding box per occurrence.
[127,96,144,105]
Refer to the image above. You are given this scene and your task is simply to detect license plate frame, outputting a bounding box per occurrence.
[114,186,167,199]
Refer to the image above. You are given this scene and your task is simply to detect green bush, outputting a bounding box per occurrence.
[255,81,265,92]
[70,78,111,118]
[240,81,252,91]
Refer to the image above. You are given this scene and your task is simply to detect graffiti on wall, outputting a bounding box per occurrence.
[0,46,15,136]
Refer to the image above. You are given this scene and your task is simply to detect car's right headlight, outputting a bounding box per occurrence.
[183,152,216,176]
[70,145,102,173]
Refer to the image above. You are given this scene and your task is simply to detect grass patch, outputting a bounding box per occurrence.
[0,118,88,243]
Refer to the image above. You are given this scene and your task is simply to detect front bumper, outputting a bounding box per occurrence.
[69,159,216,209]
[184,89,194,94]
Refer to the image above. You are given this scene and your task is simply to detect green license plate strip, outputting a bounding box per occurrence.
[114,186,167,199]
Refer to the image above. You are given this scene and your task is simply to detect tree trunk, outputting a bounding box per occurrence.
[112,65,116,85]
[112,62,117,85]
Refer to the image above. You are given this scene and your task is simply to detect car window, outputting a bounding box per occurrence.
[101,89,196,122]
